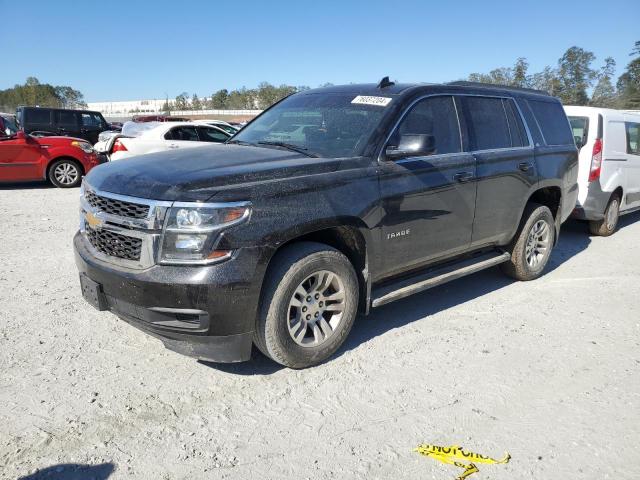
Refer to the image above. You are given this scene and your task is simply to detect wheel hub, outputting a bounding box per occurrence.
[287,270,346,347]
[54,163,79,185]
[525,219,550,268]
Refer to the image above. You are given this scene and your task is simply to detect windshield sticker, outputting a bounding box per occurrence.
[351,95,392,107]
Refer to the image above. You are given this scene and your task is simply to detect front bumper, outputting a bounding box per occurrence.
[74,232,269,363]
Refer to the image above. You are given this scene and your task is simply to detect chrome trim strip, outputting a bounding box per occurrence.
[171,201,250,208]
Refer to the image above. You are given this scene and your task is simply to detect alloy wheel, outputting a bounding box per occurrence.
[525,219,551,268]
[287,270,346,347]
[606,199,619,231]
[53,162,79,186]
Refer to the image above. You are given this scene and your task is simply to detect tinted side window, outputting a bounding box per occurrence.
[528,100,574,146]
[627,122,640,155]
[460,97,511,150]
[170,127,199,141]
[81,113,104,128]
[26,109,52,125]
[198,127,229,143]
[56,111,78,127]
[503,99,529,147]
[393,96,461,155]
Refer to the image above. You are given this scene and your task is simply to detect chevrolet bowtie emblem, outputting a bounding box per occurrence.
[85,211,103,229]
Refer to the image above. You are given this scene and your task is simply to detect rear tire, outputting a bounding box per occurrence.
[255,242,359,368]
[501,203,555,281]
[48,159,82,188]
[589,194,620,236]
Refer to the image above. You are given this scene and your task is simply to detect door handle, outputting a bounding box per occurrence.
[168,144,179,149]
[453,172,474,182]
[518,162,533,172]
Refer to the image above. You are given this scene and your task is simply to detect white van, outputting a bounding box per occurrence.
[565,106,640,235]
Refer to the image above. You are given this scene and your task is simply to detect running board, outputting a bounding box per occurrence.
[371,251,511,308]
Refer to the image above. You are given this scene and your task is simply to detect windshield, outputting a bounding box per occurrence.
[232,93,391,158]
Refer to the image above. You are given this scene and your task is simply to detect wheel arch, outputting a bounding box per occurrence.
[611,185,624,204]
[261,219,371,315]
[519,185,563,246]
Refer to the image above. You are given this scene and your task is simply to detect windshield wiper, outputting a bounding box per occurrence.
[226,139,255,146]
[257,141,319,157]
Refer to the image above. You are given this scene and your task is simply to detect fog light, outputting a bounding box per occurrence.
[175,234,206,250]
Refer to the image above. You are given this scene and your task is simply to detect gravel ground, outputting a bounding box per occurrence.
[1,184,639,480]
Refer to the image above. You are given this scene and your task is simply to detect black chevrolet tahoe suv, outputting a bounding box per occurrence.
[74,80,578,368]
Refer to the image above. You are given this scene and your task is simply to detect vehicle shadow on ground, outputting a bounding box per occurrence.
[17,462,115,479]
[617,209,640,230]
[0,181,53,190]
[209,218,595,375]
[337,219,593,359]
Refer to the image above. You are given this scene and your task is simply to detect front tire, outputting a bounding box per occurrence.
[255,242,359,368]
[501,203,555,281]
[589,194,620,237]
[48,159,82,188]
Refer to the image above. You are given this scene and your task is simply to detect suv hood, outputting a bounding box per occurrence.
[85,144,349,202]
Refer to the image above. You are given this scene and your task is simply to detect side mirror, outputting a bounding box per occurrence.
[15,130,27,140]
[385,134,436,160]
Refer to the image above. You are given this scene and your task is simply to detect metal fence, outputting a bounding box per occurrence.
[102,109,263,120]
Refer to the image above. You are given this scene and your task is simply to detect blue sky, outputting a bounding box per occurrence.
[1,0,637,102]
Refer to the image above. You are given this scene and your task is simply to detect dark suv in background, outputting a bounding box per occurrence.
[16,106,113,144]
[75,80,578,368]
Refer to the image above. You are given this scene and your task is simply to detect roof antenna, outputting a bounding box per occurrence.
[377,76,395,89]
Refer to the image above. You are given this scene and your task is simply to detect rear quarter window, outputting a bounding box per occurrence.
[528,100,573,146]
[26,109,52,125]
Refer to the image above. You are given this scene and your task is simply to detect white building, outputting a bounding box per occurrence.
[87,98,177,115]
[87,98,262,119]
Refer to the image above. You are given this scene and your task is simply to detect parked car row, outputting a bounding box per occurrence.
[0,105,245,187]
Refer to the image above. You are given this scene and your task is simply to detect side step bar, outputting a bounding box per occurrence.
[371,251,511,308]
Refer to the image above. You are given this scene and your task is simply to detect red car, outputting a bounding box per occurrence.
[0,130,101,188]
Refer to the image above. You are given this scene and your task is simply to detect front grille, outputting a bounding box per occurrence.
[86,226,142,261]
[85,190,150,219]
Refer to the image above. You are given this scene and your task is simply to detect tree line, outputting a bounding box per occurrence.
[0,77,87,112]
[2,41,638,113]
[467,41,640,109]
[160,82,317,112]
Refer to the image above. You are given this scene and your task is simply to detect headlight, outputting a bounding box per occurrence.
[71,140,93,153]
[159,202,250,264]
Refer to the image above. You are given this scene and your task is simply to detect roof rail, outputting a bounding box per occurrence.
[447,81,550,96]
